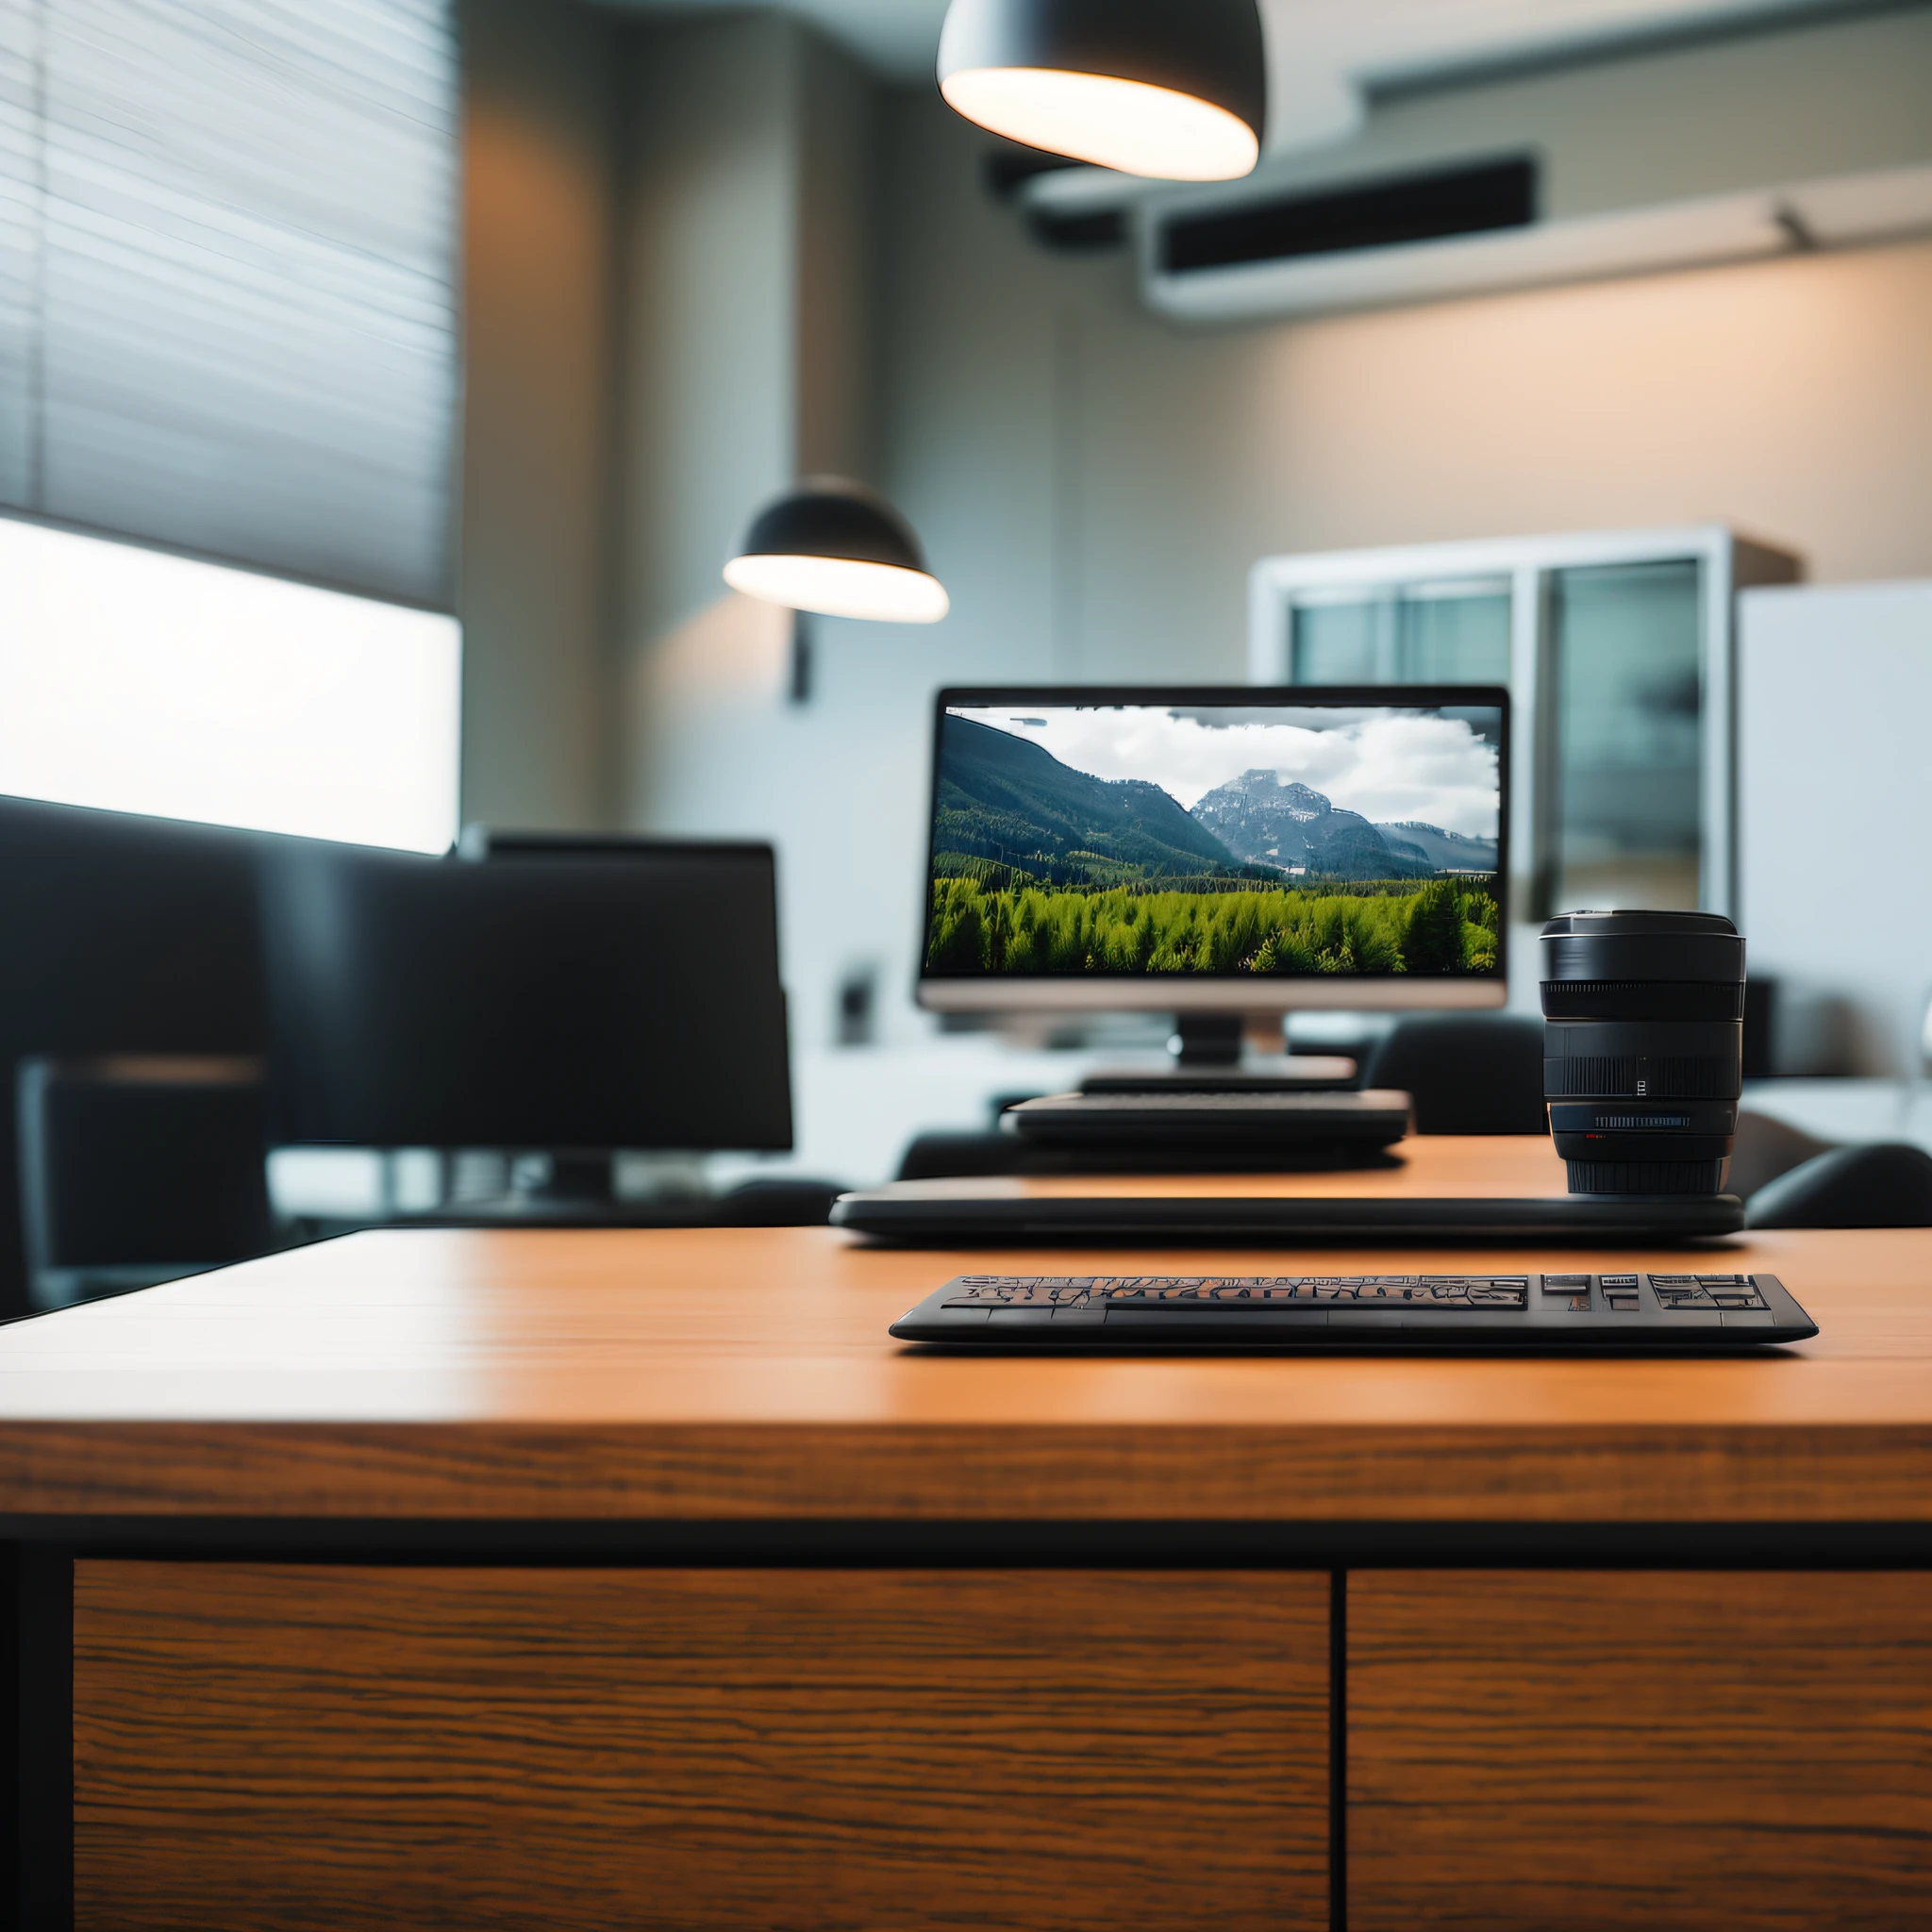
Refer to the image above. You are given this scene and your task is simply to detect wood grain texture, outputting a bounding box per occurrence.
[1349,1570,1932,1929]
[74,1562,1329,1932]
[0,1140,1924,1523]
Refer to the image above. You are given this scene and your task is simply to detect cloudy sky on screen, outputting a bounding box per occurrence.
[951,705,1501,839]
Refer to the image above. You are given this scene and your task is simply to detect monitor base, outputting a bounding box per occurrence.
[508,1152,619,1204]
[1168,1014,1244,1065]
[399,1175,843,1230]
[1082,1055,1358,1094]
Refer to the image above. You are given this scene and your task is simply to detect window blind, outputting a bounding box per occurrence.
[0,0,458,608]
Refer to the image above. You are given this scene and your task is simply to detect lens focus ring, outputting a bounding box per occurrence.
[1542,1016,1744,1100]
[1543,1055,1740,1098]
[1540,980,1746,1022]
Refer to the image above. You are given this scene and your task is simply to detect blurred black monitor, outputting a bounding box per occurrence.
[0,794,265,1316]
[258,836,793,1182]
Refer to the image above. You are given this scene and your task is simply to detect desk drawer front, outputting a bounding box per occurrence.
[1349,1569,1932,1929]
[74,1562,1328,1932]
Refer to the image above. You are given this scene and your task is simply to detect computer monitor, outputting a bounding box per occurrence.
[260,838,793,1164]
[0,793,266,1316]
[918,686,1508,1014]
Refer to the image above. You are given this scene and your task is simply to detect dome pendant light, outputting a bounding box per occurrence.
[724,478,949,625]
[938,0,1265,183]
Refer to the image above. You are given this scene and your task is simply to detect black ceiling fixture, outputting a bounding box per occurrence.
[724,478,948,626]
[939,0,1267,183]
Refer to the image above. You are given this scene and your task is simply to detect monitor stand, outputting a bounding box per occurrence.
[420,1152,708,1228]
[1171,1015,1243,1066]
[517,1153,620,1205]
[1079,1015,1359,1094]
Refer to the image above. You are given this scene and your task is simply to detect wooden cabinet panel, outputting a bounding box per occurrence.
[1349,1570,1932,1930]
[75,1562,1329,1932]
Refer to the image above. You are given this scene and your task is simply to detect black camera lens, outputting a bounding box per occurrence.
[1541,910,1744,1196]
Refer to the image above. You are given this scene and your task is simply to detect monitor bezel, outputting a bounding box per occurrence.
[260,836,795,1152]
[916,683,1511,1014]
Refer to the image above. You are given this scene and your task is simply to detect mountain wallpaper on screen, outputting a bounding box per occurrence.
[936,715,1493,886]
[1191,769,1497,878]
[932,713,1274,885]
[926,712,1502,977]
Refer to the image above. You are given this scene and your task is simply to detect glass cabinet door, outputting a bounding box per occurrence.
[1290,578,1511,686]
[1545,559,1703,911]
[1255,527,1780,928]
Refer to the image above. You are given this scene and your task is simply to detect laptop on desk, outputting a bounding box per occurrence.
[832,1169,1746,1243]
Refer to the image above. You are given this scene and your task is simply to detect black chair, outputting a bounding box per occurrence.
[1363,1014,1547,1135]
[15,1057,274,1308]
[899,1130,1042,1180]
[1746,1142,1932,1229]
[1726,1108,1834,1200]
[716,1178,848,1225]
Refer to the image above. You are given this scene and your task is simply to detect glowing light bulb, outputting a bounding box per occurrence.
[941,67,1258,182]
[723,554,950,625]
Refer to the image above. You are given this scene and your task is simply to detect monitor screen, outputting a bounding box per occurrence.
[261,840,792,1152]
[0,793,266,1316]
[918,687,1508,1012]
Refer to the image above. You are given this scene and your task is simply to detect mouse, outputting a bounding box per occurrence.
[1744,1141,1932,1229]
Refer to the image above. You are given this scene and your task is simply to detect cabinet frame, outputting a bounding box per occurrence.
[1249,524,1799,925]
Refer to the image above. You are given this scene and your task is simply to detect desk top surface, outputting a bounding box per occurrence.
[1,1137,1929,1524]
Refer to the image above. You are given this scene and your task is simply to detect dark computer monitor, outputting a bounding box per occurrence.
[918,685,1509,1020]
[259,837,793,1163]
[0,794,266,1315]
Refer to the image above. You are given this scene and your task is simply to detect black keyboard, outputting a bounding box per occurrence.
[890,1272,1816,1348]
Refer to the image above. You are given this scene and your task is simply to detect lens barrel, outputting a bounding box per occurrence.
[1540,910,1744,1195]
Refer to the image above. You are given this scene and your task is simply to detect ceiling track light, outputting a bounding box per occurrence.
[938,0,1266,184]
[724,478,949,626]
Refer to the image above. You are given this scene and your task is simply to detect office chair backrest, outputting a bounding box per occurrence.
[16,1057,272,1308]
[1363,1014,1547,1135]
[1727,1108,1834,1200]
[1745,1142,1932,1229]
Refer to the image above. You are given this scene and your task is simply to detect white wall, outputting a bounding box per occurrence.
[620,15,803,653]
[1740,578,1932,1077]
[608,5,1932,1128]
[620,58,1932,1064]
[880,108,1932,693]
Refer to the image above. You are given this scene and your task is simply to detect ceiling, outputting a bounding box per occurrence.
[613,0,1863,151]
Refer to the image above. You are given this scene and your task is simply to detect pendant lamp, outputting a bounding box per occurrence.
[938,0,1265,183]
[724,477,949,625]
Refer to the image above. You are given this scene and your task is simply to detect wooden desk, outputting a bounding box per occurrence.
[3,1136,1930,1929]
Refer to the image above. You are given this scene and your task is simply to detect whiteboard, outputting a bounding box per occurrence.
[1739,578,1932,1075]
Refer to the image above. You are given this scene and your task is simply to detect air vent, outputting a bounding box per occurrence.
[1161,157,1538,275]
